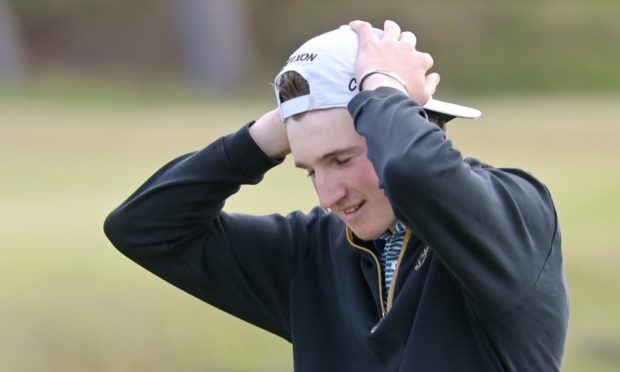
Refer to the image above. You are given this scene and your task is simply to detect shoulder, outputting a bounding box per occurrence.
[465,157,558,235]
[465,157,552,199]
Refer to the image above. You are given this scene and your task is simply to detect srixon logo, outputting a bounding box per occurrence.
[285,53,318,65]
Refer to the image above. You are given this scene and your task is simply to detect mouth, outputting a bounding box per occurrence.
[343,201,365,216]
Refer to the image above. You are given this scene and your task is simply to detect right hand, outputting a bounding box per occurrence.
[249,109,290,159]
[349,20,440,105]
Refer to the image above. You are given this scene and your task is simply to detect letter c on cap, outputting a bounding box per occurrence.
[348,78,357,92]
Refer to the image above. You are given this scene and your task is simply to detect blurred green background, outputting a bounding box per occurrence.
[1,0,619,371]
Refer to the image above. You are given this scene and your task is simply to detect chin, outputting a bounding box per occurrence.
[350,225,385,241]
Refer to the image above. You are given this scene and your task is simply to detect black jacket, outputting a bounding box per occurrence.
[104,88,569,371]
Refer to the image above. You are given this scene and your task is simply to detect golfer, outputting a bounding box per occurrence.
[105,20,569,371]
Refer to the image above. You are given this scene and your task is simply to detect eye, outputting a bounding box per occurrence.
[336,157,352,165]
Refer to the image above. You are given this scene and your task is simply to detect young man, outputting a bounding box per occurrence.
[104,20,569,371]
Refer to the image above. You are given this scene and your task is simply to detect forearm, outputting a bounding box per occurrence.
[104,123,282,250]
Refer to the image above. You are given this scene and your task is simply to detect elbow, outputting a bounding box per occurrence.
[103,207,136,253]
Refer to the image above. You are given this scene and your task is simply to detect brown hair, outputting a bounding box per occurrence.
[276,71,310,121]
[425,111,452,131]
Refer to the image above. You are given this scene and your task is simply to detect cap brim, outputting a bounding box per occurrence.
[423,98,481,119]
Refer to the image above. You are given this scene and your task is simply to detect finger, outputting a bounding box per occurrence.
[349,20,377,43]
[399,31,417,50]
[421,52,434,70]
[383,20,401,40]
[425,72,441,98]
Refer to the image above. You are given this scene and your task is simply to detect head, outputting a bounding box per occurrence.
[274,26,481,240]
[278,71,457,240]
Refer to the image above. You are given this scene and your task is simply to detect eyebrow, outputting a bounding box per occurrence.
[294,146,359,169]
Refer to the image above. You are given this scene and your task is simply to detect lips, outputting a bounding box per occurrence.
[343,201,365,215]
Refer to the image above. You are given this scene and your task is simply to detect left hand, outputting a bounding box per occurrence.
[349,20,440,105]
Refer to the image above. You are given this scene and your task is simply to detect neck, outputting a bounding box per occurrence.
[388,220,399,234]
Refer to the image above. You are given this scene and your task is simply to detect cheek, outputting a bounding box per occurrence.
[356,164,394,216]
[349,158,383,194]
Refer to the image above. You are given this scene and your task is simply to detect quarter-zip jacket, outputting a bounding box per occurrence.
[104,87,569,371]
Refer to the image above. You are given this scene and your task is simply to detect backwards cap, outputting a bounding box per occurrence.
[274,25,481,121]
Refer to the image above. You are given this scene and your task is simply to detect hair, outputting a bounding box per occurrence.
[276,70,451,129]
[425,111,452,131]
[276,71,310,121]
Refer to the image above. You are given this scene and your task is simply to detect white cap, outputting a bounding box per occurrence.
[274,25,481,121]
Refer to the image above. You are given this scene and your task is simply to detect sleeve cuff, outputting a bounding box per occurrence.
[348,87,422,131]
[222,122,283,181]
[348,86,412,109]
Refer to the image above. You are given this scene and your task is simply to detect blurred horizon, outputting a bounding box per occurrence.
[2,0,620,95]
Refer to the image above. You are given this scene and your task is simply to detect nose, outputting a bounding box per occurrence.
[314,171,347,209]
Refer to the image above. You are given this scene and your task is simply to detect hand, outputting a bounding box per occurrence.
[349,20,440,105]
[249,109,290,159]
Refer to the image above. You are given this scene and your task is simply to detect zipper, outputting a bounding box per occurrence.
[345,227,386,317]
[385,229,413,312]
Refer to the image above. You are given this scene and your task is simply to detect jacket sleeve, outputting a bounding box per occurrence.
[348,88,560,315]
[103,123,313,340]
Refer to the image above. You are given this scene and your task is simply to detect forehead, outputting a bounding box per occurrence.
[286,108,365,165]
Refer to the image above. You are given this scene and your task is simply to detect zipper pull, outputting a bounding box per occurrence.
[370,314,385,334]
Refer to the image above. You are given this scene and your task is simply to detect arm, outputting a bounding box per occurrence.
[349,87,558,314]
[348,21,558,314]
[103,113,308,340]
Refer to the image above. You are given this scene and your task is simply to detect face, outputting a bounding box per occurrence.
[286,108,396,240]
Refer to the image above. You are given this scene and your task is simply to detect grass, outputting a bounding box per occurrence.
[0,89,618,371]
